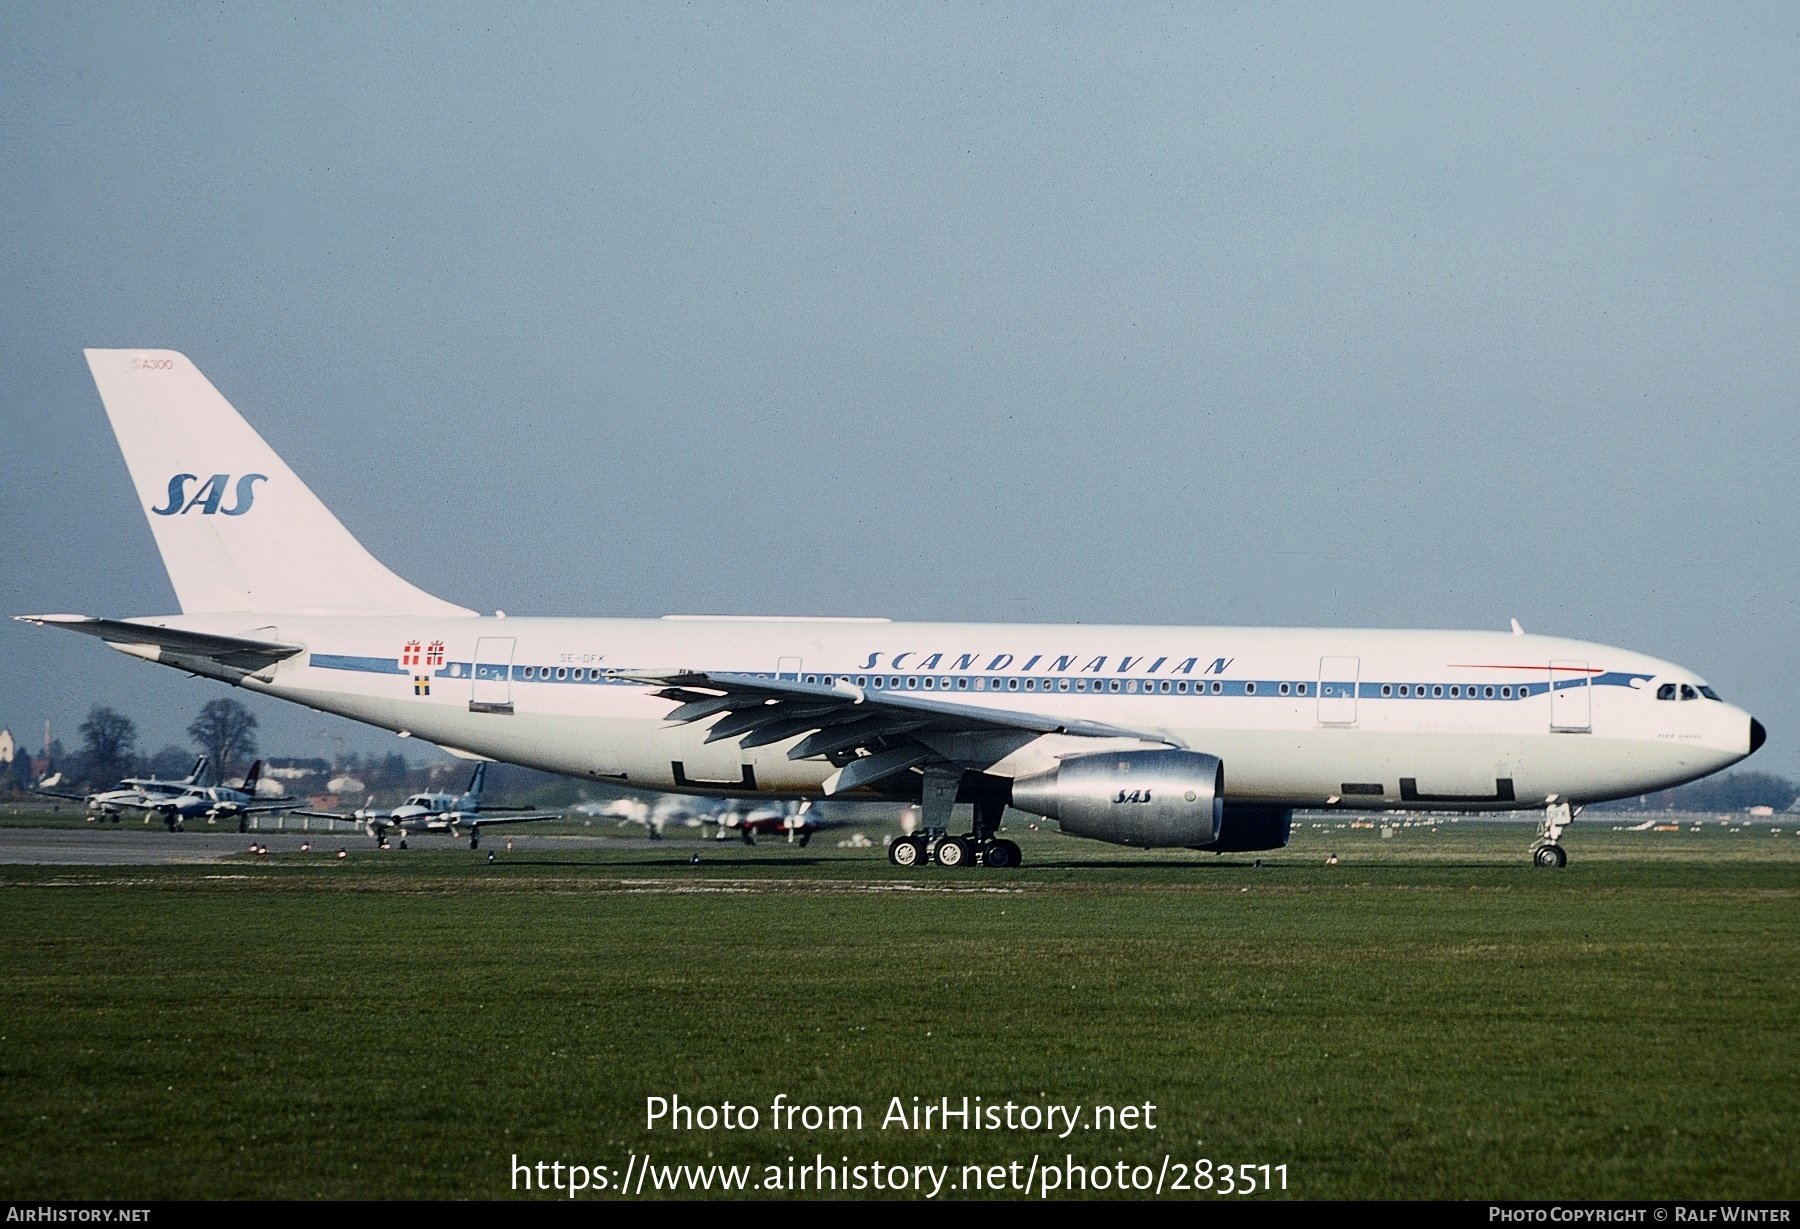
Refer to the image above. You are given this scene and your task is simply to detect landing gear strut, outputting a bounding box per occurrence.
[1531,801,1573,867]
[469,829,481,850]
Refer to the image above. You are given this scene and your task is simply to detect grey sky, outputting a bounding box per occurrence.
[2,4,1795,777]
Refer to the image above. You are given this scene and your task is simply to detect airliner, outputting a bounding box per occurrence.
[19,351,1765,869]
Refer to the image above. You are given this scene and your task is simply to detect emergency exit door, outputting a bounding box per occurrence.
[470,637,515,714]
[1318,657,1360,725]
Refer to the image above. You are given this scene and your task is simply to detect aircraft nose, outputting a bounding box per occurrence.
[1749,717,1767,755]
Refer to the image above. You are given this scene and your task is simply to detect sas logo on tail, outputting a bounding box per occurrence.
[151,473,267,516]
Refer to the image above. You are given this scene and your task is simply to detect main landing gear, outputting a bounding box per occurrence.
[885,779,1023,869]
[1531,801,1573,867]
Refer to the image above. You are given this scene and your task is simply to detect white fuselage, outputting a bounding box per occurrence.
[153,613,1755,810]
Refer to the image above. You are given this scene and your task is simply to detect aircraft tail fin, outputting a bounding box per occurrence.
[186,756,208,786]
[83,349,473,617]
[240,759,262,793]
[462,761,488,805]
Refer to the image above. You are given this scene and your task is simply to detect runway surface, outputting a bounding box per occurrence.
[0,827,674,865]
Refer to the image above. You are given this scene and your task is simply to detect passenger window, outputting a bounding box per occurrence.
[1381,684,1392,697]
[1432,685,1443,698]
[1278,682,1290,696]
[1656,683,1675,700]
[1680,684,1698,701]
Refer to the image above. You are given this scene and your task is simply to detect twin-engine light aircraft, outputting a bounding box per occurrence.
[295,762,561,848]
[710,800,849,846]
[159,759,295,830]
[40,756,291,830]
[38,755,210,819]
[20,351,1766,868]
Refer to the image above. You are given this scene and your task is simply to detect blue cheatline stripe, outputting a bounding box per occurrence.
[311,656,1656,703]
[310,654,409,675]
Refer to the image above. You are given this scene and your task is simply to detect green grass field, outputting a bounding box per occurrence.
[1,818,1795,1200]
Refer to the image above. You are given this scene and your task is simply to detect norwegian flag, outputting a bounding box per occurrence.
[426,640,445,667]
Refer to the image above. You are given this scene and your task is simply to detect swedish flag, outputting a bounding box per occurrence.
[413,676,430,696]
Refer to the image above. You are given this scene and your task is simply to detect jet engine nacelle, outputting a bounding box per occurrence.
[1011,749,1224,848]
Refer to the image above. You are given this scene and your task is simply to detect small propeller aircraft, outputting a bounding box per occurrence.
[157,760,295,831]
[707,800,863,846]
[294,762,561,848]
[37,756,210,820]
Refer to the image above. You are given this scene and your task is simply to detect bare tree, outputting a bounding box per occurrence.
[78,706,138,785]
[187,699,259,783]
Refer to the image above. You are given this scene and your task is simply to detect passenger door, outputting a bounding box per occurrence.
[1550,660,1591,732]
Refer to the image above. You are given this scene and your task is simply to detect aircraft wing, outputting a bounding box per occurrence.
[461,811,564,827]
[34,789,92,802]
[612,669,1180,793]
[16,615,304,673]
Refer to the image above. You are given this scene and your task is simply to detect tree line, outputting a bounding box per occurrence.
[5,700,261,791]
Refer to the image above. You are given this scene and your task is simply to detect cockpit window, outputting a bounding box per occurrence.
[1679,684,1699,701]
[1656,683,1676,701]
[1699,685,1722,701]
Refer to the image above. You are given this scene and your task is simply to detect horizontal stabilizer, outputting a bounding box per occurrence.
[15,614,303,672]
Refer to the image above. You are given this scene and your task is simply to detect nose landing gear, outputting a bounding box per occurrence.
[1531,801,1573,867]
